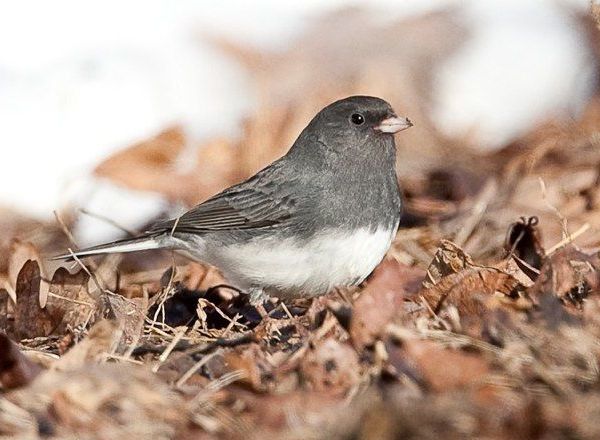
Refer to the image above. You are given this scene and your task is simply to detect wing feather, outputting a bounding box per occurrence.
[149,162,298,234]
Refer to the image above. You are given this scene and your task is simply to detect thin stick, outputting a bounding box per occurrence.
[221,313,242,338]
[545,223,591,256]
[454,179,497,246]
[539,177,570,238]
[170,215,182,237]
[102,353,144,365]
[47,292,94,307]
[191,370,246,405]
[176,351,219,389]
[53,210,78,248]
[205,300,248,331]
[152,327,188,373]
[79,208,138,236]
[66,248,116,318]
[280,302,295,320]
[149,258,177,331]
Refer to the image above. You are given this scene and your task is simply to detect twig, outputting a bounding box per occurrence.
[47,292,94,308]
[280,302,295,320]
[122,285,150,360]
[152,326,188,372]
[176,351,220,388]
[221,313,243,338]
[455,179,497,247]
[148,258,177,331]
[170,215,182,237]
[102,353,144,365]
[538,177,569,238]
[420,294,451,330]
[545,222,591,256]
[53,210,79,250]
[192,370,246,406]
[79,208,138,236]
[66,248,115,318]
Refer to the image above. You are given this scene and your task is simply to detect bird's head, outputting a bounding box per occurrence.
[296,95,412,159]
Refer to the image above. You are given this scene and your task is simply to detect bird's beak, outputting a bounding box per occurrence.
[375,116,413,134]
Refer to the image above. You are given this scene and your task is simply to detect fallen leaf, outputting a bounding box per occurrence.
[420,266,527,317]
[0,332,42,389]
[300,338,360,393]
[504,216,545,281]
[9,363,189,438]
[14,260,60,339]
[0,288,10,333]
[48,268,94,333]
[528,245,600,305]
[388,338,490,392]
[7,240,48,305]
[94,127,187,200]
[221,343,271,391]
[351,259,423,349]
[422,239,476,288]
[53,320,119,370]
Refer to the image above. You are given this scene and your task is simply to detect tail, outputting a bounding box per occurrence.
[51,234,165,261]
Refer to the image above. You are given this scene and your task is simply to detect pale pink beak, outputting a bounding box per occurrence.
[375,116,413,134]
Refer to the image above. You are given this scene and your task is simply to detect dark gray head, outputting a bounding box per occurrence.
[290,95,412,159]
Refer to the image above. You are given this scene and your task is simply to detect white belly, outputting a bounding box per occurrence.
[204,226,397,299]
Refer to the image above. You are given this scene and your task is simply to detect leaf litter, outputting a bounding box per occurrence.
[4,5,600,439]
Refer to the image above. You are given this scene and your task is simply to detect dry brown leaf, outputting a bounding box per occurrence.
[300,338,360,393]
[54,320,119,370]
[94,128,242,207]
[423,239,476,288]
[48,268,95,333]
[0,208,58,277]
[421,266,527,318]
[418,239,532,328]
[504,216,545,281]
[528,245,600,304]
[221,343,271,391]
[94,127,186,197]
[13,261,95,340]
[230,388,346,436]
[389,339,490,392]
[8,363,189,438]
[0,332,42,389]
[7,240,49,305]
[14,260,60,339]
[351,259,423,349]
[0,288,10,333]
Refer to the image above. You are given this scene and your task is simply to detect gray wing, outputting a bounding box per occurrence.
[149,162,299,234]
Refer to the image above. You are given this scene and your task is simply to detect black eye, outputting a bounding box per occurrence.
[350,113,365,125]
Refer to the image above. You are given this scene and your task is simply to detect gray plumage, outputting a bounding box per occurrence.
[54,96,412,302]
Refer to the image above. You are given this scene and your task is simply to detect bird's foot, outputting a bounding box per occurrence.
[248,287,270,307]
[248,287,271,320]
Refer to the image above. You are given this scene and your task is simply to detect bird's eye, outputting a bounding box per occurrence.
[350,113,365,125]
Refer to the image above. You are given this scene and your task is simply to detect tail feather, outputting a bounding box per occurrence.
[51,235,163,261]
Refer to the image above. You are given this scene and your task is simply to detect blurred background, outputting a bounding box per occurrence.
[1,0,599,261]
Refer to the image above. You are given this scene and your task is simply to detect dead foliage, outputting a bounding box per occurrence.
[4,4,600,439]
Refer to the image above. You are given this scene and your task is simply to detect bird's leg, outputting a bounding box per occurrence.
[248,287,270,320]
[247,289,306,337]
[278,300,309,339]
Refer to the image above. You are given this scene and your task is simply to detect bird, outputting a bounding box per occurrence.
[54,96,412,305]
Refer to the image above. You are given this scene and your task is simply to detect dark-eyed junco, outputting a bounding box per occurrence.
[54,96,412,304]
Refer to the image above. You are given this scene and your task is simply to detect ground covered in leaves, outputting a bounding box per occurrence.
[4,6,600,440]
